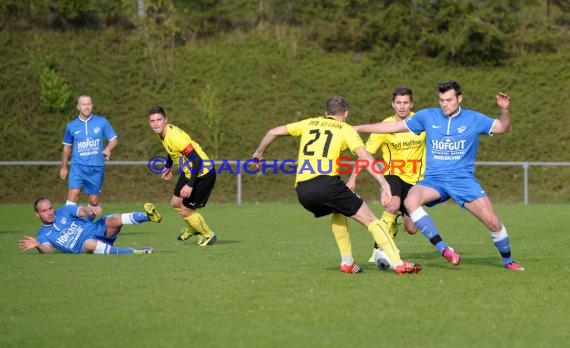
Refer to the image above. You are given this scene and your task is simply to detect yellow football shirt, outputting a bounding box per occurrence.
[365,113,426,185]
[161,124,211,179]
[287,116,365,185]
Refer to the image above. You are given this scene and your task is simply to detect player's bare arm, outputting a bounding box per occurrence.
[354,120,408,134]
[161,167,173,181]
[19,236,53,254]
[252,125,289,162]
[346,171,357,191]
[59,144,72,180]
[355,147,392,206]
[103,138,118,160]
[491,92,512,135]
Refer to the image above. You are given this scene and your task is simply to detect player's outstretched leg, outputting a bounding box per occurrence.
[367,221,422,274]
[491,225,524,271]
[373,249,422,274]
[144,203,162,223]
[368,213,401,263]
[87,240,154,255]
[409,207,461,266]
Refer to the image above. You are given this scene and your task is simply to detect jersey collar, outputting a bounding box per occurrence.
[446,107,462,118]
[78,114,93,122]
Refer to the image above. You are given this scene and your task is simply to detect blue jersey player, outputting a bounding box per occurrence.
[19,198,162,255]
[355,80,523,271]
[60,95,118,215]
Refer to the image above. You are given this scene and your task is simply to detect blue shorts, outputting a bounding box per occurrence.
[418,174,487,208]
[79,215,118,250]
[70,217,109,253]
[69,164,104,195]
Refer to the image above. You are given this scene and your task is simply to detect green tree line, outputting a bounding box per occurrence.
[1,0,569,65]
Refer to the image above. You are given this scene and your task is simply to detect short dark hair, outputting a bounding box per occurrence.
[326,96,349,116]
[392,86,413,102]
[33,197,49,212]
[148,106,166,117]
[437,80,462,96]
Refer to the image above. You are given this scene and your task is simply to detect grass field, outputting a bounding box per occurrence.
[1,202,568,347]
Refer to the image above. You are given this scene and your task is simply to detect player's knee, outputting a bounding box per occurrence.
[404,220,418,234]
[179,206,194,218]
[82,239,97,253]
[385,204,399,215]
[170,196,182,209]
[403,199,418,214]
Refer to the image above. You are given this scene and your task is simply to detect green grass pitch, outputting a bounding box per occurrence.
[0,202,568,347]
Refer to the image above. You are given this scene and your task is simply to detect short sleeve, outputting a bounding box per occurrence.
[36,228,51,245]
[63,125,73,145]
[404,110,427,135]
[475,112,495,135]
[343,125,365,154]
[286,120,305,137]
[365,133,385,154]
[170,127,193,153]
[104,119,118,141]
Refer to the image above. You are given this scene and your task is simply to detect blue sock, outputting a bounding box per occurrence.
[108,246,135,254]
[415,215,447,253]
[492,228,513,265]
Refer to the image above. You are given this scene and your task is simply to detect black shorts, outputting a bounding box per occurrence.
[295,175,363,218]
[174,170,216,209]
[385,175,413,216]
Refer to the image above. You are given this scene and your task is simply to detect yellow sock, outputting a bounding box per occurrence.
[173,207,181,213]
[381,211,396,226]
[381,211,398,238]
[367,220,402,265]
[331,213,352,260]
[184,212,213,238]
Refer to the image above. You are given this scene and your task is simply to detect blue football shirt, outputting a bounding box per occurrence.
[405,107,495,177]
[63,114,117,167]
[36,205,98,254]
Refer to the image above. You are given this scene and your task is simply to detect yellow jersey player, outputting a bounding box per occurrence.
[148,106,217,246]
[252,96,422,274]
[347,87,426,262]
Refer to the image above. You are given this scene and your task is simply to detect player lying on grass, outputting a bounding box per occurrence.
[19,198,162,255]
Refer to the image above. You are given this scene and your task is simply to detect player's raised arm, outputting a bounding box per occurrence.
[491,92,512,135]
[354,120,408,134]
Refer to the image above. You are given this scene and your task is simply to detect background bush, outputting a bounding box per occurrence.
[0,0,568,204]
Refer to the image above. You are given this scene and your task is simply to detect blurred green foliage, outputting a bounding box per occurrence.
[39,66,72,112]
[2,0,569,63]
[0,0,568,203]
